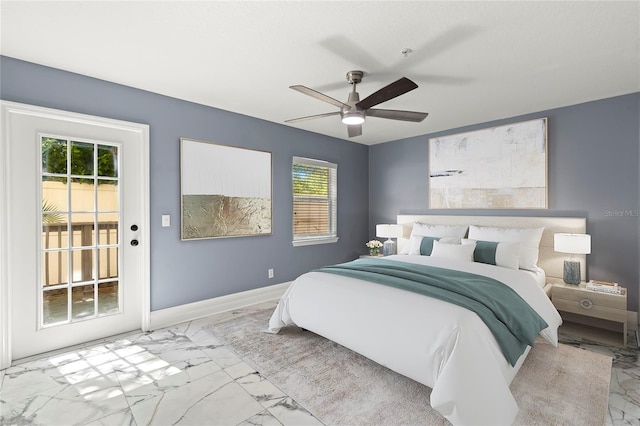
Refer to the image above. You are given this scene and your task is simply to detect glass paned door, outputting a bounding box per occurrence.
[41,136,120,327]
[4,101,146,364]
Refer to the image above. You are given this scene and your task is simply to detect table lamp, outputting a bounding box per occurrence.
[554,233,591,284]
[376,224,403,256]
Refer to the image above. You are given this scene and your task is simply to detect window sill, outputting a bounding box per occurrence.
[292,237,339,247]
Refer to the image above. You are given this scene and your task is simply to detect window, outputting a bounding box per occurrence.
[292,156,338,246]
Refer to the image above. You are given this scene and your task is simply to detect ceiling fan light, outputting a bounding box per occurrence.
[341,111,365,125]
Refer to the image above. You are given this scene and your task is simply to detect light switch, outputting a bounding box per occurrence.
[162,215,171,227]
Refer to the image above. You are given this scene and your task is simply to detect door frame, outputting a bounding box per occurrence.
[0,101,150,369]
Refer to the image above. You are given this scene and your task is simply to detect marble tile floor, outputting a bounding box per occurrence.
[0,301,321,426]
[0,300,638,426]
[559,331,640,426]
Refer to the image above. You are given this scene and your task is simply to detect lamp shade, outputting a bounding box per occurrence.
[376,224,403,239]
[554,233,591,254]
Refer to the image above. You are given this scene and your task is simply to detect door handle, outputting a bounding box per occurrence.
[131,224,139,246]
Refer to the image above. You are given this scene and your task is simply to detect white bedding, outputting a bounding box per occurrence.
[268,255,562,426]
[522,265,546,288]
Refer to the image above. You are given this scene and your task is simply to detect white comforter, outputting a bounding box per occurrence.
[268,255,562,426]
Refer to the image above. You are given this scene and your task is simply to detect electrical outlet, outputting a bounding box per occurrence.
[161,215,171,227]
[268,268,274,279]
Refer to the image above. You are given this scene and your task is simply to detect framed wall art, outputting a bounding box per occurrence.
[180,138,272,240]
[429,117,548,209]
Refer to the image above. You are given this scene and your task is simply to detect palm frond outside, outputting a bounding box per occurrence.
[42,200,64,223]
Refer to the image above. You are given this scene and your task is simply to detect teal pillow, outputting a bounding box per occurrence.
[462,239,520,270]
[419,236,441,255]
[473,240,499,265]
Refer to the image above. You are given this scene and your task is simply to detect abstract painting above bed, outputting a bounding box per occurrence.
[428,118,548,209]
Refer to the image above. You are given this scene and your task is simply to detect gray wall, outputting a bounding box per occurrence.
[369,93,640,311]
[1,56,370,311]
[4,55,638,313]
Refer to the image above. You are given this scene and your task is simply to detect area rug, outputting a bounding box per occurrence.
[205,308,612,425]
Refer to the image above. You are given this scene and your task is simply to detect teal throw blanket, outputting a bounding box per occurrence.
[315,258,548,366]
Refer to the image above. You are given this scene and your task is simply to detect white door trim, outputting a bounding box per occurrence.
[0,101,150,369]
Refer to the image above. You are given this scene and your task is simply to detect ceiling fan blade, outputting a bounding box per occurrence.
[290,85,350,109]
[285,111,340,123]
[409,73,473,85]
[367,109,429,122]
[356,77,418,110]
[348,124,362,138]
[319,36,384,71]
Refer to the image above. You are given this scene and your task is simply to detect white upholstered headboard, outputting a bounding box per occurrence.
[396,215,587,284]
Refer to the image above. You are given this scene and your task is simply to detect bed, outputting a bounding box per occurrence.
[268,215,587,425]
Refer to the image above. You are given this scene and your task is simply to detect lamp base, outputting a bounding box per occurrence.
[563,260,581,285]
[383,239,397,256]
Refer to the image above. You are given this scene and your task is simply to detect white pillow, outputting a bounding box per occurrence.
[467,225,544,271]
[399,223,468,254]
[405,236,460,255]
[462,239,520,270]
[411,223,468,239]
[430,240,476,262]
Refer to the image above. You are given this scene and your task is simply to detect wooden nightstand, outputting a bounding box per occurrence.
[551,282,627,347]
[359,254,384,259]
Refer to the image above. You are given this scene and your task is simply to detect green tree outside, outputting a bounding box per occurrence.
[293,164,328,196]
[42,137,117,183]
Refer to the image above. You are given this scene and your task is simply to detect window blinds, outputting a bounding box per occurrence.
[292,156,337,243]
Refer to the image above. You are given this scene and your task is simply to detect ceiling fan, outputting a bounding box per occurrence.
[285,70,429,137]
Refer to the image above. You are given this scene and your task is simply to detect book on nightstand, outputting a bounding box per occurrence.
[586,280,622,294]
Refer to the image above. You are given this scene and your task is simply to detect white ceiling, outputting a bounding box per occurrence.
[1,1,639,145]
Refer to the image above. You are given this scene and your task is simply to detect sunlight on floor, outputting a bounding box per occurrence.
[48,339,182,400]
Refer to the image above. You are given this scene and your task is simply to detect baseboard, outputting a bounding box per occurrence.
[149,281,291,330]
